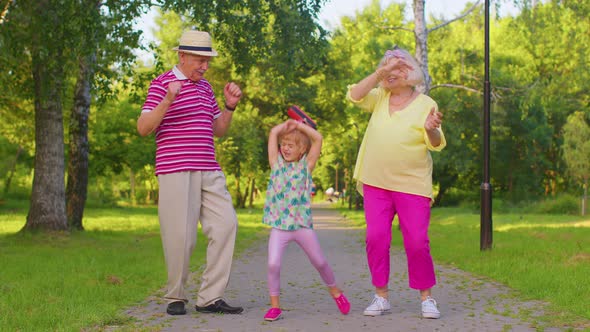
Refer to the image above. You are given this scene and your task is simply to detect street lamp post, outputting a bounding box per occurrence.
[480,0,493,250]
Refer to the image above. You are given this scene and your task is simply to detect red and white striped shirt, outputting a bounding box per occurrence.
[142,66,222,175]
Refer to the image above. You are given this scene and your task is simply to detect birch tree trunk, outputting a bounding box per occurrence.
[66,53,95,231]
[413,0,432,94]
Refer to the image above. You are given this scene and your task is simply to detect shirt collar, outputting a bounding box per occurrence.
[172,65,188,80]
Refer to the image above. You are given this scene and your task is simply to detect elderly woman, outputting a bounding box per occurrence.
[346,46,446,319]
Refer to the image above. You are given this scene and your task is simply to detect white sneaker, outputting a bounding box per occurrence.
[421,296,441,319]
[363,294,391,316]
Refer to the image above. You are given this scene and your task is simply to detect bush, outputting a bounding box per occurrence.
[436,188,478,208]
[523,194,581,215]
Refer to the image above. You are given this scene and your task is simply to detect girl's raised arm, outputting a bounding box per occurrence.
[267,123,283,169]
[295,121,322,172]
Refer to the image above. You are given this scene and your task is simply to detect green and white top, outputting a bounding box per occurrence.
[263,154,313,230]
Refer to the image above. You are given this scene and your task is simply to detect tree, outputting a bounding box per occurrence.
[485,0,590,200]
[562,111,590,215]
[1,0,152,232]
[216,110,267,208]
[0,1,35,196]
[66,0,147,230]
[12,0,74,231]
[87,86,156,204]
[398,0,482,94]
[67,49,95,230]
[160,0,329,77]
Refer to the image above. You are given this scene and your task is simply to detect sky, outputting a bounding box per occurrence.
[136,0,517,61]
[316,0,516,31]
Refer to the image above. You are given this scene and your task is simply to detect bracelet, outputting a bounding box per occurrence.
[225,103,236,112]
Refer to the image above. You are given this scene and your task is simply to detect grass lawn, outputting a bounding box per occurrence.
[0,201,266,332]
[339,206,590,330]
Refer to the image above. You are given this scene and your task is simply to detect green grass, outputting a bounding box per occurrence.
[0,202,266,332]
[338,206,590,330]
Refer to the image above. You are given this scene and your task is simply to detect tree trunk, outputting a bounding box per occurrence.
[583,177,588,216]
[235,176,242,207]
[239,178,249,209]
[248,177,255,208]
[434,182,449,206]
[24,48,68,232]
[3,145,23,194]
[130,168,136,206]
[413,0,431,94]
[66,54,94,231]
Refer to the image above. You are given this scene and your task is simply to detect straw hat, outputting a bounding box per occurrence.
[172,30,218,57]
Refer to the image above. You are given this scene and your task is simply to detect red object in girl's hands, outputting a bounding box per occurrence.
[287,105,317,129]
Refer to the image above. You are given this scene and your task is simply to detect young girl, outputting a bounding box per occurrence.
[262,118,350,321]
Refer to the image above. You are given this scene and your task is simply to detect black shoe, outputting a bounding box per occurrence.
[166,301,186,315]
[195,299,243,314]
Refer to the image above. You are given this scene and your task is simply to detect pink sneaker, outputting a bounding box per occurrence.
[333,293,351,315]
[263,307,282,321]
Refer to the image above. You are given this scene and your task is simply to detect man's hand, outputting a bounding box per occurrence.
[224,82,242,109]
[166,81,182,103]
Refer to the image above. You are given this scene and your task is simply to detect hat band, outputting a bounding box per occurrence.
[178,45,213,52]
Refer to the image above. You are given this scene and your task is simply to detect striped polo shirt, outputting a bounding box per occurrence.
[142,66,222,175]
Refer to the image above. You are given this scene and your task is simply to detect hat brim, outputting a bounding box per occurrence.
[172,47,218,57]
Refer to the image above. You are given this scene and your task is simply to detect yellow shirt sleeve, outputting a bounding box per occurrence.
[346,84,382,111]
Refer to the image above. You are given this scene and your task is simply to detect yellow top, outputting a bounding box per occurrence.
[347,85,446,200]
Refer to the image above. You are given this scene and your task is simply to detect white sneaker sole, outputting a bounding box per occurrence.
[422,312,441,319]
[363,309,391,316]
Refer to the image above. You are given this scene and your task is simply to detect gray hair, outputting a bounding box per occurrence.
[378,47,424,87]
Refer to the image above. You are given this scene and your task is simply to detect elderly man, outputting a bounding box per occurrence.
[137,30,243,316]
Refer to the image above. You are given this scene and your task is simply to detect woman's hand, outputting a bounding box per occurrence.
[425,107,443,147]
[376,57,413,80]
[424,107,443,131]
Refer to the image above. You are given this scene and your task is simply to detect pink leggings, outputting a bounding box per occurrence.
[267,227,336,296]
[363,184,436,290]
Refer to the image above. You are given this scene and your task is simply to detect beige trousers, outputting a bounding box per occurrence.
[158,171,238,307]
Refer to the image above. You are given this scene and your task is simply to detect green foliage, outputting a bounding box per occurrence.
[523,193,583,215]
[217,107,269,208]
[562,111,590,184]
[89,89,154,177]
[2,0,589,219]
[160,0,329,77]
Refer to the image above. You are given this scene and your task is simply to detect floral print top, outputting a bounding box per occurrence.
[263,154,313,230]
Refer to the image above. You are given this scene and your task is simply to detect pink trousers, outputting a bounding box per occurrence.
[267,228,336,296]
[363,184,436,290]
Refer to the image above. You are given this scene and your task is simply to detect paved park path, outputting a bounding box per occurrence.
[123,204,568,332]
